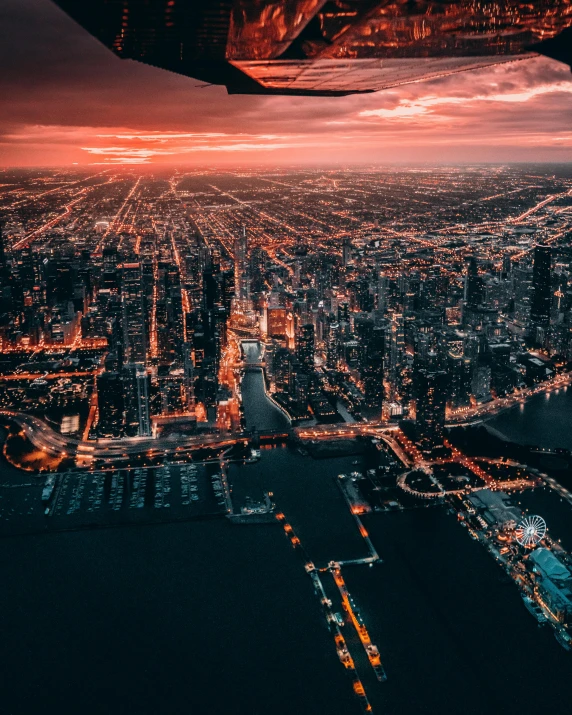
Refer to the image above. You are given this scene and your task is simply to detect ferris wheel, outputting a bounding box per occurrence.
[515,515,547,547]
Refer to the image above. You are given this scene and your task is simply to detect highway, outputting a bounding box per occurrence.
[509,188,572,225]
[0,409,248,464]
[12,192,89,249]
[93,177,141,255]
[0,371,97,382]
[3,365,569,470]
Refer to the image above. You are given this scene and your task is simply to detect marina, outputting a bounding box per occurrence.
[0,460,228,536]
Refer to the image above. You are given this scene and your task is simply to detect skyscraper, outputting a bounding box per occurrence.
[102,247,118,273]
[120,263,150,436]
[513,264,533,325]
[233,225,249,307]
[465,256,483,309]
[357,320,385,410]
[530,244,552,329]
[296,323,315,371]
[96,372,124,438]
[122,362,151,437]
[183,342,195,409]
[121,262,147,364]
[342,239,352,267]
[415,370,448,456]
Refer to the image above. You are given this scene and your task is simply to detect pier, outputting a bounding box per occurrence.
[276,510,375,713]
[336,475,381,565]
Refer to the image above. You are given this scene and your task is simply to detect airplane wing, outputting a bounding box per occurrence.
[51,1,572,96]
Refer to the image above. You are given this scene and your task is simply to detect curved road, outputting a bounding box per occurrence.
[0,410,246,463]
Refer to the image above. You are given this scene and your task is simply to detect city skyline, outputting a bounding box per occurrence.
[2,164,572,715]
[3,3,572,714]
[1,163,571,446]
[2,0,572,167]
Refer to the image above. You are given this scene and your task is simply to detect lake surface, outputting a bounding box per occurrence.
[487,385,572,450]
[3,345,572,714]
[1,520,356,715]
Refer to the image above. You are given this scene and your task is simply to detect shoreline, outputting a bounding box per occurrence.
[447,372,572,427]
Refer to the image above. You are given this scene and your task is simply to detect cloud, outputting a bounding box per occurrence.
[359,81,572,122]
[79,135,311,162]
[1,0,572,166]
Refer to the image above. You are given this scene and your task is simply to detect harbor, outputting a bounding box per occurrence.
[3,344,572,713]
[0,459,231,536]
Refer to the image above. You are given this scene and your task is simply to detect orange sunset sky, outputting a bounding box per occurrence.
[1,0,572,167]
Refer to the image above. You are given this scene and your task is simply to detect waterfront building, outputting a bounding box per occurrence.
[272,348,291,394]
[529,548,572,624]
[96,371,124,438]
[471,365,492,403]
[467,490,521,530]
[266,306,290,339]
[415,369,448,455]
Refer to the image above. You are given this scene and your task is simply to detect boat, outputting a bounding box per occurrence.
[555,629,572,651]
[522,594,547,623]
[334,635,353,669]
[366,644,387,681]
[337,647,352,667]
[373,663,388,682]
[42,474,58,502]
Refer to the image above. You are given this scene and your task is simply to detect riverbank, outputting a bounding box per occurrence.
[240,341,291,433]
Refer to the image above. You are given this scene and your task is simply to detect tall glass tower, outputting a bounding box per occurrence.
[234,225,249,306]
[531,244,552,328]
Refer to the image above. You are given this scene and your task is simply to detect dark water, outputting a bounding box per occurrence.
[354,509,572,715]
[1,521,356,715]
[487,385,572,450]
[3,347,572,715]
[241,341,290,432]
[229,448,369,565]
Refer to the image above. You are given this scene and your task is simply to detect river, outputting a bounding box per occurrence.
[240,341,290,432]
[3,344,572,714]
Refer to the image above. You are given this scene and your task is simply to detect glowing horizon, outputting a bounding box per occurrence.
[1,0,572,168]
